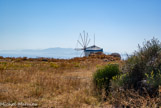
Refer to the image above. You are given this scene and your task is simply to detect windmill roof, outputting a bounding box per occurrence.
[85,45,103,51]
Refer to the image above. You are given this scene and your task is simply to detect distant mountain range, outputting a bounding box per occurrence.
[0,47,128,59]
[0,48,81,59]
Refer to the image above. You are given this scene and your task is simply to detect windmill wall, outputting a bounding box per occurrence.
[84,49,103,57]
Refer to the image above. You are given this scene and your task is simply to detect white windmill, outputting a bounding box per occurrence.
[75,31,103,57]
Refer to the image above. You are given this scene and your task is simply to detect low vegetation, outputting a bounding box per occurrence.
[105,38,161,107]
[124,38,161,91]
[0,38,161,107]
[0,54,119,107]
[93,64,120,95]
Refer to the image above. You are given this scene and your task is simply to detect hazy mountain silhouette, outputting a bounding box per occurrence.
[0,48,81,58]
[0,48,127,59]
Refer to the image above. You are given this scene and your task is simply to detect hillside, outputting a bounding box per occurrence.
[0,53,160,107]
[0,55,121,107]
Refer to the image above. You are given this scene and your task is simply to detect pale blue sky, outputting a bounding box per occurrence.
[0,0,161,54]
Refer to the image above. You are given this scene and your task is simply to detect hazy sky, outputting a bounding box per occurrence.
[0,0,161,54]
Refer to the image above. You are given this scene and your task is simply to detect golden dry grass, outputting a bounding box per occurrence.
[0,56,160,107]
[0,57,118,107]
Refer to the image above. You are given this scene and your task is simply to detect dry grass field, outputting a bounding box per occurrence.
[0,55,160,107]
[0,56,120,107]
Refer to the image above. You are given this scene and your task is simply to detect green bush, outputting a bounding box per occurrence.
[93,64,120,94]
[145,70,161,88]
[110,73,129,90]
[123,38,161,92]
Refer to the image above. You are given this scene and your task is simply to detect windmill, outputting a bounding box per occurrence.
[75,31,103,57]
[75,31,90,56]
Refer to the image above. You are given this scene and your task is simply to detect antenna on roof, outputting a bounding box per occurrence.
[94,34,95,46]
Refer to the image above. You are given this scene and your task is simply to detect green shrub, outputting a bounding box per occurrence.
[145,70,161,88]
[93,64,120,94]
[110,73,129,90]
[123,38,161,91]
